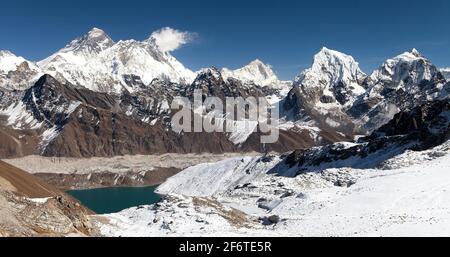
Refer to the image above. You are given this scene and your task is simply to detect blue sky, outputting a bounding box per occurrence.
[1,0,449,80]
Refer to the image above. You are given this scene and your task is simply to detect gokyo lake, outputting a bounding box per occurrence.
[67,185,161,214]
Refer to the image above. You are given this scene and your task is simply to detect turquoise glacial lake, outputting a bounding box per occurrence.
[67,185,161,214]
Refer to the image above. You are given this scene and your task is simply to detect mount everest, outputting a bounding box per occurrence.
[1,28,287,94]
[37,28,195,94]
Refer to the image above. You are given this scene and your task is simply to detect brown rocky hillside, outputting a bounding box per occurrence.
[0,160,93,236]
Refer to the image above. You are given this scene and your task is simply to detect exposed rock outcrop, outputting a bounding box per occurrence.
[0,160,93,236]
[276,100,450,176]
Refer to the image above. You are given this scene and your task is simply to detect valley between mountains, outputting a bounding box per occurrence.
[1,27,450,236]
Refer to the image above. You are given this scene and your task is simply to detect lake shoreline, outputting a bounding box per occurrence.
[2,153,261,190]
[67,185,163,214]
[64,182,163,191]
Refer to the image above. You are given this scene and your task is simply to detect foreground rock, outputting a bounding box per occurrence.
[0,160,94,236]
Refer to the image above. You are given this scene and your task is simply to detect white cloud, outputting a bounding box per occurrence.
[150,27,195,52]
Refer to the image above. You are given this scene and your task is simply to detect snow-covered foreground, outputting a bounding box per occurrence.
[96,142,450,237]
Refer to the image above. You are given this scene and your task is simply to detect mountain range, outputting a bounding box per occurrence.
[0,27,449,158]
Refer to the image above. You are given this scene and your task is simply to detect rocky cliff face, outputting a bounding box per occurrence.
[1,73,333,158]
[284,48,448,139]
[1,38,449,158]
[0,160,93,236]
[277,99,450,176]
[294,47,367,107]
[350,49,447,133]
[285,47,367,137]
[442,68,450,81]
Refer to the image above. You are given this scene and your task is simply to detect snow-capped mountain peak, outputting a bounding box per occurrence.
[349,49,447,134]
[38,27,114,68]
[0,50,43,90]
[194,67,224,85]
[391,48,424,63]
[88,27,108,37]
[441,67,450,80]
[62,27,115,56]
[410,48,421,57]
[240,59,275,79]
[293,47,366,107]
[367,48,440,89]
[0,50,15,58]
[308,47,366,84]
[221,59,287,88]
[36,27,195,93]
[0,50,27,72]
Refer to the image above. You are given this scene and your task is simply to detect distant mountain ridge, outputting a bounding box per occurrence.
[0,72,334,158]
[1,29,449,158]
[0,50,43,90]
[37,28,196,94]
[221,59,291,89]
[284,48,448,137]
[0,28,290,94]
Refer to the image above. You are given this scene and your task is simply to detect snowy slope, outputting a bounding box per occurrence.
[273,147,450,237]
[97,100,450,236]
[0,51,32,73]
[294,47,367,108]
[282,47,367,136]
[0,101,43,130]
[97,140,450,237]
[221,59,291,89]
[352,49,447,133]
[367,49,437,88]
[156,156,276,197]
[442,68,450,81]
[38,28,195,94]
[0,50,43,90]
